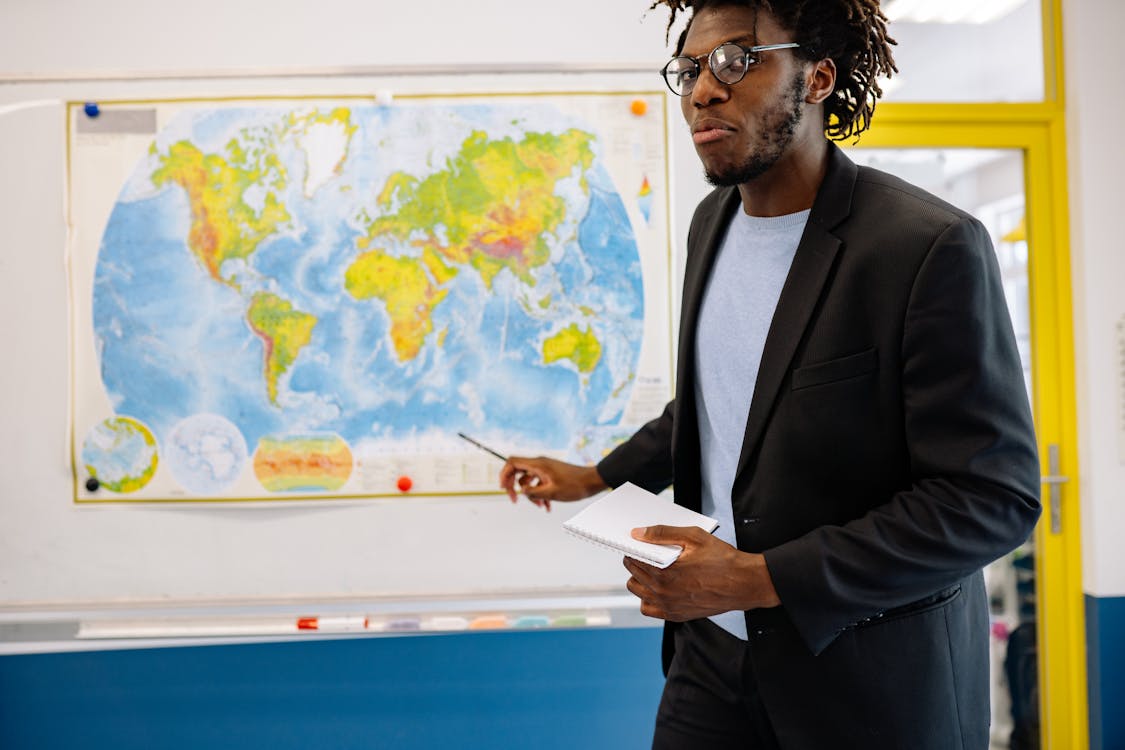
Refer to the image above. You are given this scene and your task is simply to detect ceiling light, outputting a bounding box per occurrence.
[883,0,1028,24]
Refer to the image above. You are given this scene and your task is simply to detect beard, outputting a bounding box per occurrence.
[704,72,809,187]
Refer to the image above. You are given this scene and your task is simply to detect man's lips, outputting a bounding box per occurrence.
[693,128,733,144]
[691,120,736,145]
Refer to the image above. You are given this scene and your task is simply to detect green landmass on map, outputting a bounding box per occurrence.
[542,323,602,374]
[344,248,450,362]
[246,291,318,404]
[346,127,598,363]
[151,140,289,287]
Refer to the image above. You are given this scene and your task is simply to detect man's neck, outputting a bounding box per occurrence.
[736,136,830,217]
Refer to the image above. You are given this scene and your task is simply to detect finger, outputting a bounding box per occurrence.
[521,476,554,501]
[517,473,536,499]
[631,524,700,545]
[499,457,531,485]
[507,471,528,503]
[525,489,554,506]
[623,556,660,586]
[625,575,648,600]
[521,481,552,508]
[499,461,523,502]
[625,580,665,620]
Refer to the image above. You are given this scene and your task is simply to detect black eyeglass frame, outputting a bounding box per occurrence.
[660,41,803,96]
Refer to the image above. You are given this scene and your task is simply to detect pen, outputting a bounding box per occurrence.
[456,432,508,462]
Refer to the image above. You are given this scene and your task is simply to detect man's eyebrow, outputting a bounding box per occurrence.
[713,35,757,49]
[681,35,756,57]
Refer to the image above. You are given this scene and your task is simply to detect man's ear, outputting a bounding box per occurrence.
[806,57,837,104]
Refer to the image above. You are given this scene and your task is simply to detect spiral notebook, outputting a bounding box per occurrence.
[562,482,719,569]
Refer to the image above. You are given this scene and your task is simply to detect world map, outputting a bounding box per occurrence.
[76,96,669,500]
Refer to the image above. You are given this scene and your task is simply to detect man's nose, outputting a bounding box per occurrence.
[689,65,732,108]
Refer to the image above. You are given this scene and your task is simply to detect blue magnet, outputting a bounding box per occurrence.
[83,102,100,118]
[513,615,550,629]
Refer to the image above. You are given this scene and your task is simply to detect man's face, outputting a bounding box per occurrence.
[679,5,811,186]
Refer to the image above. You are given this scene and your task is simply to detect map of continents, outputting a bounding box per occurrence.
[90,101,646,496]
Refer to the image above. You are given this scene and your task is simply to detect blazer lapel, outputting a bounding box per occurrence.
[732,145,858,484]
[670,187,740,510]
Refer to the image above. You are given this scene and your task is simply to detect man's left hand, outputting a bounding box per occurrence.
[624,525,781,621]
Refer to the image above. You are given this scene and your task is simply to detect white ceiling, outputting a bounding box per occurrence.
[880,0,1044,102]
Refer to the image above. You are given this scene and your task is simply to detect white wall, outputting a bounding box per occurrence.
[3,0,1119,601]
[1063,0,1125,599]
[1,0,671,74]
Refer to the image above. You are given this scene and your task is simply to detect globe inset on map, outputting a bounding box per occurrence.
[81,416,159,494]
[165,414,249,495]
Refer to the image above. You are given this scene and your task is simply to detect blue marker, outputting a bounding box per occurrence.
[513,615,550,629]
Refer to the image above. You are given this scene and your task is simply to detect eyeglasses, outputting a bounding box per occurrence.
[661,41,802,96]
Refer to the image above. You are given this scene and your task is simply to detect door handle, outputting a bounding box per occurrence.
[1041,443,1068,534]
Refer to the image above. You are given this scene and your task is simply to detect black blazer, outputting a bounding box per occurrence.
[598,144,1041,748]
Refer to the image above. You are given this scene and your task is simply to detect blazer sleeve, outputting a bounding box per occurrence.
[764,217,1042,655]
[596,399,676,494]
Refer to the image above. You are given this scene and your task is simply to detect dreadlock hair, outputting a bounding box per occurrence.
[652,0,897,141]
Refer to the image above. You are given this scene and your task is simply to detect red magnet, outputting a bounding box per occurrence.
[396,476,413,492]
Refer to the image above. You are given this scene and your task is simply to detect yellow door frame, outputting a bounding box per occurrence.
[846,2,1085,747]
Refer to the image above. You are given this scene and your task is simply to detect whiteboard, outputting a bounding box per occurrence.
[0,70,710,622]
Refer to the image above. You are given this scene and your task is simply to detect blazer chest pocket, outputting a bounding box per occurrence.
[791,347,878,391]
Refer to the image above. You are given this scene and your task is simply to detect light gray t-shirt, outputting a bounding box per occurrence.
[694,207,809,639]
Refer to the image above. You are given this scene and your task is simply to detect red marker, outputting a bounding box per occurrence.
[397,475,413,492]
[297,616,368,631]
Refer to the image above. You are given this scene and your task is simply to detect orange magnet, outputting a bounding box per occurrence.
[630,99,648,116]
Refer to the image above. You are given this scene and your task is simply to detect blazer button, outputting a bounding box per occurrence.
[740,517,760,526]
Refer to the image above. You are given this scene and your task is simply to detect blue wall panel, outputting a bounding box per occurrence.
[1086,594,1125,750]
[0,627,665,750]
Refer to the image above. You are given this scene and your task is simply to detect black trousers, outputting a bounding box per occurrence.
[652,618,781,750]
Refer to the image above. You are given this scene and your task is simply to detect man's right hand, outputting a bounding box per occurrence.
[499,457,608,510]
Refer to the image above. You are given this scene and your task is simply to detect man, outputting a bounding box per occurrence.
[500,0,1041,747]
